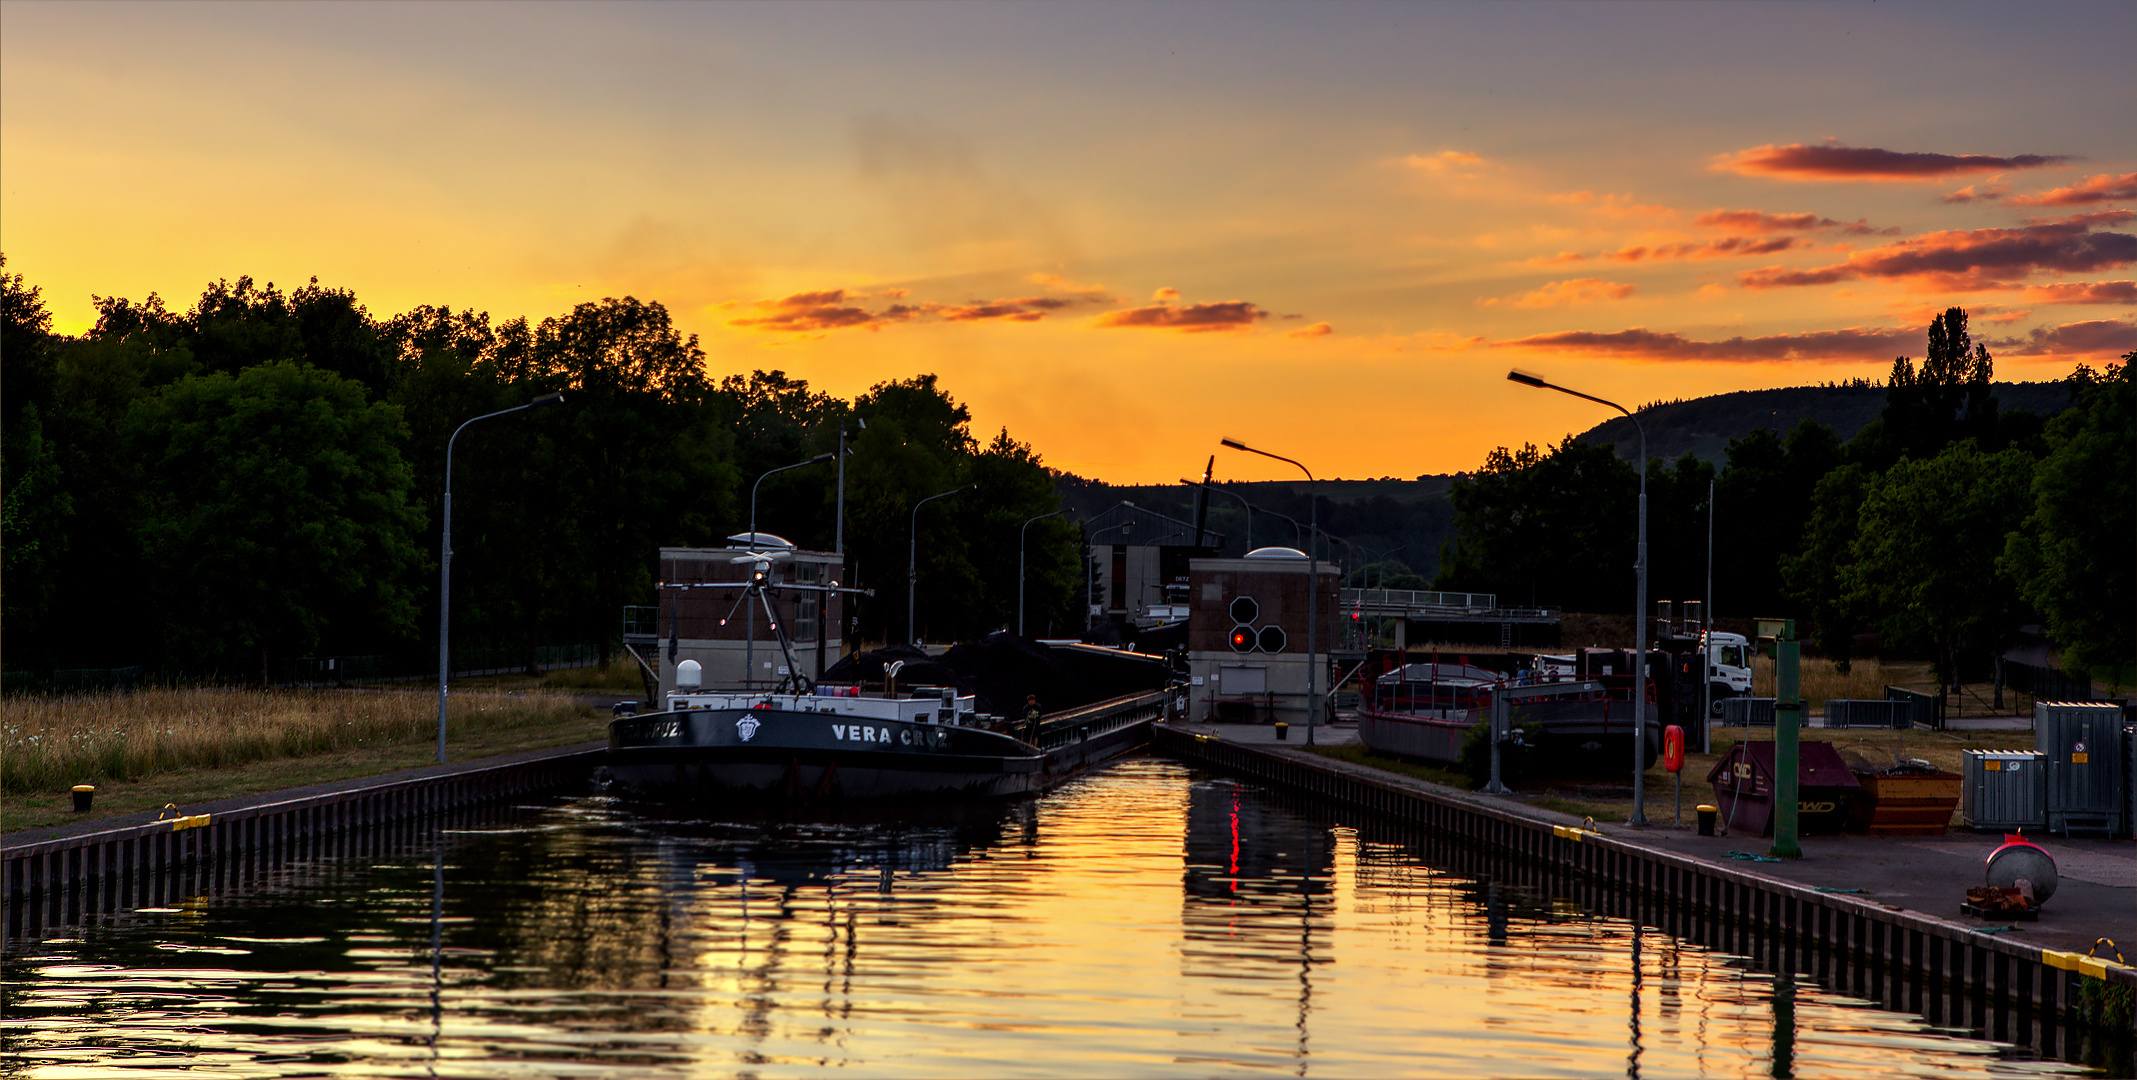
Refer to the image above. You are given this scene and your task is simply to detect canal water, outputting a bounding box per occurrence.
[0,758,2099,1078]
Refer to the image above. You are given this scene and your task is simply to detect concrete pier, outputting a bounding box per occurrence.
[1156,720,2136,1041]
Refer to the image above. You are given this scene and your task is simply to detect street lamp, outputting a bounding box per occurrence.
[1019,508,1068,637]
[835,417,865,557]
[1179,479,1254,551]
[1507,369,1651,825]
[437,391,564,763]
[1219,438,1322,746]
[908,484,974,644]
[1084,518,1134,630]
[742,452,835,686]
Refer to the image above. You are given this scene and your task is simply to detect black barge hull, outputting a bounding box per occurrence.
[607,691,1166,802]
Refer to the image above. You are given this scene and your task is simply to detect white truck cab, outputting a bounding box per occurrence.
[1703,631,1753,711]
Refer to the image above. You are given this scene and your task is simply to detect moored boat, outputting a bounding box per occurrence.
[1355,656,1660,774]
[607,682,1166,801]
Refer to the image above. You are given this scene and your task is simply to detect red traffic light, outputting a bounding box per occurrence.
[1229,626,1254,652]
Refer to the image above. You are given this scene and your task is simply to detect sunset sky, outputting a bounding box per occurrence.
[5,1,2133,482]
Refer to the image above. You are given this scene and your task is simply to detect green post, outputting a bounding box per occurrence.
[1769,618,1803,859]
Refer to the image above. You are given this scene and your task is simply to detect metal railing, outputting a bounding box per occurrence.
[1342,588,1502,611]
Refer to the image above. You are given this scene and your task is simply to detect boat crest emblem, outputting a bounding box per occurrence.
[736,715,761,742]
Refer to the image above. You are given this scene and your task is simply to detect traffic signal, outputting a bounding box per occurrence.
[1229,625,1254,652]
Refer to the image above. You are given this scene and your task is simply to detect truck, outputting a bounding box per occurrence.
[1533,629,1752,717]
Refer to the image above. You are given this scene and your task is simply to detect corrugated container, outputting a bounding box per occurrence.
[1962,750,2046,830]
[2035,701,2126,837]
[1825,699,1912,729]
[1720,697,1775,728]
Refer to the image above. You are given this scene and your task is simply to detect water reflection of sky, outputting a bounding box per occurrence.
[0,758,2094,1078]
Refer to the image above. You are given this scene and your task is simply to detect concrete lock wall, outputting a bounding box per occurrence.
[1151,726,2137,1045]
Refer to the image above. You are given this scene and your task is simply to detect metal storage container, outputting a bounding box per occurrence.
[1720,697,1775,728]
[1825,699,1912,729]
[2035,701,2126,837]
[1962,750,2046,830]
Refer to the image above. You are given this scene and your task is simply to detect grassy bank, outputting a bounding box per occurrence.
[1,686,600,833]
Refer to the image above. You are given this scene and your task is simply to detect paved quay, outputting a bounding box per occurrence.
[2,741,608,850]
[1169,720,2136,957]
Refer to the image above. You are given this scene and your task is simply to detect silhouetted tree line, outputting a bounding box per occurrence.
[0,258,1083,682]
[1434,308,2133,683]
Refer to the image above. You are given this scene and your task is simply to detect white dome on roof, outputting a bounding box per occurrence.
[727,532,796,550]
[1243,546,1308,559]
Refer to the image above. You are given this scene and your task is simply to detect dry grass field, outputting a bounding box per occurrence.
[1,686,600,832]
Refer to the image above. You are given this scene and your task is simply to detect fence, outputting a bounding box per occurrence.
[1884,685,1945,730]
[1824,699,1915,729]
[2002,659,2092,704]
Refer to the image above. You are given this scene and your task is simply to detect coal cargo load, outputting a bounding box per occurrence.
[822,634,1169,718]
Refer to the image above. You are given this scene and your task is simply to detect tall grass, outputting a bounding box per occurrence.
[1752,657,1918,708]
[1,687,582,794]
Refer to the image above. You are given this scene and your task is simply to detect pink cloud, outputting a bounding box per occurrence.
[1497,324,1917,362]
[1714,142,2073,181]
[2010,172,2137,207]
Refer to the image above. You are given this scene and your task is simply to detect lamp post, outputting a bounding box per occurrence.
[1084,518,1134,630]
[437,391,563,763]
[835,417,865,557]
[1506,370,1650,825]
[743,453,835,687]
[1219,438,1321,746]
[1019,508,1068,637]
[908,485,973,644]
[1180,479,1254,551]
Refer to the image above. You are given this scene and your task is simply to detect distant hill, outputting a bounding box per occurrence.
[1051,379,2084,586]
[1575,381,2078,466]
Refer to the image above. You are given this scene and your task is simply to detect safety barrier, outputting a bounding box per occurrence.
[1151,725,2137,1045]
[2,746,604,939]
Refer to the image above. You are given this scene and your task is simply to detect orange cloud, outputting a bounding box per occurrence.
[1286,322,1334,339]
[1695,209,1878,236]
[2022,280,2137,305]
[1402,150,1486,176]
[1527,251,1589,266]
[1941,181,2009,204]
[1480,278,1636,308]
[1604,237,1797,262]
[1714,142,2072,181]
[1737,213,2137,291]
[729,289,910,332]
[1027,272,1109,296]
[1497,324,1917,362]
[1992,319,2137,357]
[730,278,1111,331]
[2010,172,2137,207]
[1094,299,1268,332]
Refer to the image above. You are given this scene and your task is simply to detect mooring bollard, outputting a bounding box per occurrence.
[71,785,95,813]
[1697,803,1718,836]
[1274,722,1289,741]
